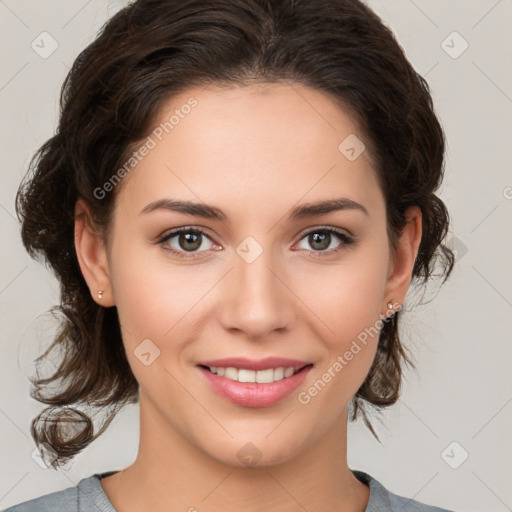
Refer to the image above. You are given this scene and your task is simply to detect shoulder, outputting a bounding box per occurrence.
[2,472,116,512]
[2,484,79,512]
[353,470,455,512]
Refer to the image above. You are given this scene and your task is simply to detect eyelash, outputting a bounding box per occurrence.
[156,226,356,260]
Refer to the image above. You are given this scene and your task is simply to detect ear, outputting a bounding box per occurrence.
[74,198,115,306]
[383,205,422,313]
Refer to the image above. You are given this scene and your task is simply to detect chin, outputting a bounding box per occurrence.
[203,432,309,469]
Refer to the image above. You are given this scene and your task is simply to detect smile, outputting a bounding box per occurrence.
[196,358,313,407]
[204,365,301,383]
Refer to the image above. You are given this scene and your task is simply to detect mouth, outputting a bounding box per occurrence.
[197,363,313,383]
[195,358,314,407]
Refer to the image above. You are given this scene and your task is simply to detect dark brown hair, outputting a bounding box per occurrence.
[16,0,454,468]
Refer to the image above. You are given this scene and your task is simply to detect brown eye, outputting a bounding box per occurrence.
[176,231,203,251]
[158,227,216,259]
[308,232,331,251]
[295,227,355,257]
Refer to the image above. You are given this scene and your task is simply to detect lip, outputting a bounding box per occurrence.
[197,357,311,372]
[196,358,313,408]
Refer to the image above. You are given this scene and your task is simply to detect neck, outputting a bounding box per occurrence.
[100,394,369,512]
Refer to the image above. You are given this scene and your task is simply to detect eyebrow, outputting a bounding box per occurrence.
[140,197,369,221]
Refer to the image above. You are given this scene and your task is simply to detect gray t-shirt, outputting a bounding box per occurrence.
[2,469,454,511]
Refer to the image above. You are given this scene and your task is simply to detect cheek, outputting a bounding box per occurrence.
[109,237,206,340]
[290,247,389,399]
[294,273,384,420]
[107,248,200,397]
[293,248,389,347]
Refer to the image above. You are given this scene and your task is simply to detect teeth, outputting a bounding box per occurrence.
[274,367,284,380]
[256,369,274,383]
[207,366,298,383]
[238,369,256,383]
[284,367,294,378]
[224,367,238,380]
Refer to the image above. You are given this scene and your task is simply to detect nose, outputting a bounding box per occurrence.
[216,247,296,341]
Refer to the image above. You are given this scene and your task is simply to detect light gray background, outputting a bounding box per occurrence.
[1,1,511,510]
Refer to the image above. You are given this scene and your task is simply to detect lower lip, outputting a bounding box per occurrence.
[197,365,312,407]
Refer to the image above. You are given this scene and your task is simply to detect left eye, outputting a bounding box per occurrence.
[294,227,354,256]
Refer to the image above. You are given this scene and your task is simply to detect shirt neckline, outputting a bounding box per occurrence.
[84,468,383,511]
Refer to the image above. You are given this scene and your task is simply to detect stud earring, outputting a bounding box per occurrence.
[98,290,104,299]
[387,300,394,310]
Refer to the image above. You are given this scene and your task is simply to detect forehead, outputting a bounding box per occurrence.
[114,81,384,223]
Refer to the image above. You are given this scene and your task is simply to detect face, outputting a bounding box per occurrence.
[80,82,418,467]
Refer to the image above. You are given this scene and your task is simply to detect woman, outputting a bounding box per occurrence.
[5,0,455,510]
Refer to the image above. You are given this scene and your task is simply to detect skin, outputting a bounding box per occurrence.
[75,81,422,512]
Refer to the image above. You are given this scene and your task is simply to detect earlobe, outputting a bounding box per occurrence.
[383,206,422,311]
[74,198,114,306]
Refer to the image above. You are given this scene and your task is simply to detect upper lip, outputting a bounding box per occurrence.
[197,357,312,371]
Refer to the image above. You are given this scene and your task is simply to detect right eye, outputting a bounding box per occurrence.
[157,227,220,259]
